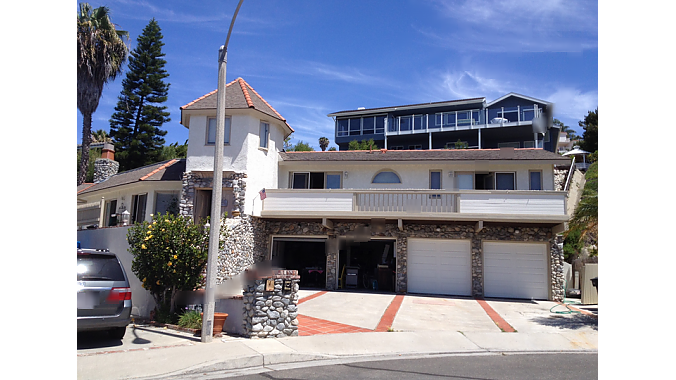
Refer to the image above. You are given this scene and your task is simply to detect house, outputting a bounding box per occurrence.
[77,148,185,229]
[329,93,559,152]
[257,148,571,300]
[78,78,579,303]
[177,77,294,222]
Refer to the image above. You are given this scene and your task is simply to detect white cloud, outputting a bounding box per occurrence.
[547,87,598,122]
[421,0,597,52]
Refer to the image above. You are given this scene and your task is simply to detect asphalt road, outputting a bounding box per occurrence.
[214,353,597,380]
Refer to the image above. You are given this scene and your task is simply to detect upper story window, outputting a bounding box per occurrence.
[260,121,270,149]
[291,172,342,189]
[207,117,231,145]
[529,171,542,190]
[372,171,401,184]
[337,115,386,137]
[495,172,516,190]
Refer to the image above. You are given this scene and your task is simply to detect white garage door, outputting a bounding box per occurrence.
[407,238,471,296]
[483,242,548,300]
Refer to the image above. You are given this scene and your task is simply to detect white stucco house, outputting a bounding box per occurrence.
[77,77,581,303]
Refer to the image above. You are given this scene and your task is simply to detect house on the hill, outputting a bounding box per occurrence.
[329,93,559,153]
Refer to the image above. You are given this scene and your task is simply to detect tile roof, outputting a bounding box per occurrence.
[279,148,570,163]
[180,77,293,132]
[76,159,186,195]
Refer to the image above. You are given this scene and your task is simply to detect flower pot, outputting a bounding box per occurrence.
[200,312,229,336]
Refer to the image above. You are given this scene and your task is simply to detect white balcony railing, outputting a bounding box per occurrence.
[261,189,567,220]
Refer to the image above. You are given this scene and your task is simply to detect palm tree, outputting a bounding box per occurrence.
[77,3,129,185]
[91,129,112,143]
[319,136,329,151]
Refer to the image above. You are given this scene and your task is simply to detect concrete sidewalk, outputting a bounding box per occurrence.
[77,326,597,380]
[77,291,597,380]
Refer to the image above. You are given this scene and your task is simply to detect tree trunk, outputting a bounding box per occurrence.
[78,112,93,185]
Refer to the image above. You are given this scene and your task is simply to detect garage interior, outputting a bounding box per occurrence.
[339,239,396,292]
[271,238,327,289]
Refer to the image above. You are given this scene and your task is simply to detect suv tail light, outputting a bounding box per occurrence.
[106,287,132,302]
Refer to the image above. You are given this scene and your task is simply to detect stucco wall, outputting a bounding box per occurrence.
[279,162,556,191]
[184,110,283,217]
[77,226,157,318]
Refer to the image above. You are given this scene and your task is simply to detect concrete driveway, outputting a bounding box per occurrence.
[297,290,597,337]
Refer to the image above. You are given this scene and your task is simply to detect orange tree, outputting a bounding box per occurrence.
[127,213,226,317]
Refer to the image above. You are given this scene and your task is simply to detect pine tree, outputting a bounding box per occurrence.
[109,18,170,172]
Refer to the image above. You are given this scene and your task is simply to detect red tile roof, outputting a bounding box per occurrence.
[180,78,293,132]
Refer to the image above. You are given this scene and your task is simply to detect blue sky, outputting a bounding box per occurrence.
[76,0,598,151]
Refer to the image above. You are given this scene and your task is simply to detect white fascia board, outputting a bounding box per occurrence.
[327,98,486,118]
[486,93,552,107]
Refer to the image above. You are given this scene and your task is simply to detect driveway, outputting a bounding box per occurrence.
[297,290,597,338]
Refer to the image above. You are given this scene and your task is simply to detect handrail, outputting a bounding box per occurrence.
[564,156,576,192]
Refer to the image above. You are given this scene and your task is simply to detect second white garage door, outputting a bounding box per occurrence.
[407,238,471,296]
[483,242,548,300]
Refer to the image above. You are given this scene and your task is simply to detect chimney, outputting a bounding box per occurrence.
[94,143,119,182]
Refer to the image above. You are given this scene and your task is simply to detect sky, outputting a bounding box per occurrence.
[76,0,598,151]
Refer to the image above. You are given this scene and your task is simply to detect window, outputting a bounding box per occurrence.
[131,193,147,224]
[291,172,342,189]
[349,118,361,136]
[260,122,270,148]
[456,173,474,190]
[529,171,542,190]
[292,172,309,189]
[155,192,179,216]
[375,116,386,134]
[430,170,442,198]
[408,144,422,150]
[399,116,412,131]
[104,199,117,227]
[362,117,375,135]
[207,117,231,144]
[498,142,520,148]
[495,173,516,190]
[326,173,342,189]
[524,141,535,148]
[413,115,425,130]
[372,171,401,184]
[337,119,349,137]
[390,146,404,150]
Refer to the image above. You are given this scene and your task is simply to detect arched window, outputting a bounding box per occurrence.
[372,170,401,184]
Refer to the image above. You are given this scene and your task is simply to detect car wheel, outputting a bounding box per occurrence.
[109,327,126,339]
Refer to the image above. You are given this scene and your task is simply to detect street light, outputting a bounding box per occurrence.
[202,0,244,343]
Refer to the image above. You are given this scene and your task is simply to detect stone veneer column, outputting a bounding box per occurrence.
[179,172,247,219]
[242,269,300,338]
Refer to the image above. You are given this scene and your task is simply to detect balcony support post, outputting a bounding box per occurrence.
[322,218,333,230]
[397,218,403,231]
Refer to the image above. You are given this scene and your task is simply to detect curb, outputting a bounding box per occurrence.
[139,349,599,380]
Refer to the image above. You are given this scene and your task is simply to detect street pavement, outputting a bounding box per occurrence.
[77,290,598,380]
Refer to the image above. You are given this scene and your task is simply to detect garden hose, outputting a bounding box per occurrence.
[550,280,582,315]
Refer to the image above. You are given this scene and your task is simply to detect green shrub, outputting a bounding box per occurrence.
[178,310,202,329]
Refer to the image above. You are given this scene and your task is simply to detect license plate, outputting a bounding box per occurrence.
[78,292,97,309]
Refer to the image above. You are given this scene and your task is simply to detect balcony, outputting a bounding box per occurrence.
[260,189,568,223]
[384,106,543,136]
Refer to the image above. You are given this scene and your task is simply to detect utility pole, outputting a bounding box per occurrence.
[202,0,244,343]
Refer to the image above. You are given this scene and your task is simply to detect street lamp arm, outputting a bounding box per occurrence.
[220,0,244,63]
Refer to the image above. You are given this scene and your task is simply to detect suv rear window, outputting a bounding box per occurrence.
[77,254,125,281]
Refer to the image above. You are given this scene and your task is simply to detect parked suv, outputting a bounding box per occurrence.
[77,249,132,339]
